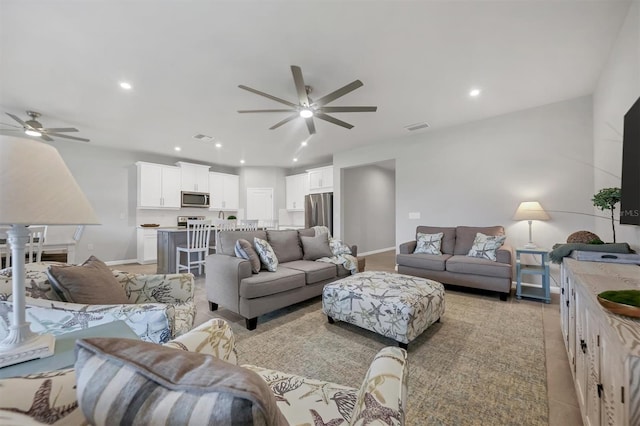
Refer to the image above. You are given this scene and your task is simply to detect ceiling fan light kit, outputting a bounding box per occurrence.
[2,110,90,143]
[238,65,377,135]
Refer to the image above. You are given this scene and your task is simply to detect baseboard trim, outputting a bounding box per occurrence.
[105,259,139,266]
[359,247,396,256]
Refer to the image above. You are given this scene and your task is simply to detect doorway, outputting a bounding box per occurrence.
[246,188,274,221]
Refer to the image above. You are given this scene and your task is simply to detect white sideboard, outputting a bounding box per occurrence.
[561,259,640,426]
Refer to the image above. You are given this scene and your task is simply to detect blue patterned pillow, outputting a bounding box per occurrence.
[414,232,444,255]
[467,233,507,261]
[254,237,278,272]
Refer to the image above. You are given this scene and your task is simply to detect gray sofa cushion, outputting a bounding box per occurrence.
[300,233,334,260]
[240,268,305,299]
[396,253,452,271]
[337,264,351,277]
[282,260,337,284]
[267,230,303,263]
[417,226,456,254]
[298,229,315,238]
[445,255,512,278]
[219,230,267,256]
[454,226,504,255]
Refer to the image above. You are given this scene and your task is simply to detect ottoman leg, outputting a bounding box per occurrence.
[327,316,335,324]
[398,341,409,350]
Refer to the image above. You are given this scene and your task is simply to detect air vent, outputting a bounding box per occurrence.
[404,122,430,131]
[192,134,214,141]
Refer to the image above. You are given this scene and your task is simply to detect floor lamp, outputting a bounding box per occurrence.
[513,201,550,249]
[0,136,99,368]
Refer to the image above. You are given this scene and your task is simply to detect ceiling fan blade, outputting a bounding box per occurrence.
[40,134,54,142]
[305,117,316,135]
[47,133,90,142]
[269,114,299,130]
[291,66,310,107]
[237,109,294,113]
[314,80,364,106]
[42,127,79,133]
[315,112,354,129]
[6,113,28,127]
[0,121,21,129]
[319,106,377,113]
[238,85,298,108]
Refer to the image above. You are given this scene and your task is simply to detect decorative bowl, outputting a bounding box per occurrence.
[140,224,160,228]
[597,295,640,318]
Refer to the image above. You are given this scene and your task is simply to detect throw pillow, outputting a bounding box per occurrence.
[254,237,278,272]
[329,238,352,256]
[414,232,444,255]
[234,239,261,274]
[467,232,507,261]
[46,256,130,304]
[74,338,288,426]
[300,233,334,260]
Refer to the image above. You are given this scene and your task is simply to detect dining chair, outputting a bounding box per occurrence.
[27,225,47,263]
[212,219,237,253]
[238,219,259,231]
[176,219,212,275]
[259,219,279,230]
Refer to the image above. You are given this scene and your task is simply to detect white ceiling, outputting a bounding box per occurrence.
[0,0,631,168]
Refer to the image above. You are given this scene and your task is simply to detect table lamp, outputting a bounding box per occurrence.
[0,136,99,368]
[512,201,550,249]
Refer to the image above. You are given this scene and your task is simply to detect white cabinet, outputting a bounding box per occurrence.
[136,162,181,209]
[307,166,333,193]
[561,259,640,426]
[286,173,309,211]
[176,162,210,193]
[209,172,239,210]
[136,228,158,264]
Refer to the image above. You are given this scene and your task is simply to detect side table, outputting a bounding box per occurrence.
[516,247,550,304]
[0,320,139,379]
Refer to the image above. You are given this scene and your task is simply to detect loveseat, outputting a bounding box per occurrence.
[0,318,407,426]
[397,226,514,300]
[206,229,357,330]
[0,262,196,340]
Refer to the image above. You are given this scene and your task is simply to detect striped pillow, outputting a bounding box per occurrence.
[75,338,288,426]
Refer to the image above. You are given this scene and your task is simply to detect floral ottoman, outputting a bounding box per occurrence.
[322,271,445,349]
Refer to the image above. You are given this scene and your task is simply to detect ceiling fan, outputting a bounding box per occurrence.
[1,110,90,142]
[238,65,377,135]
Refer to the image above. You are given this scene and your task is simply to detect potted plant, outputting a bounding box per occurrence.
[592,187,621,243]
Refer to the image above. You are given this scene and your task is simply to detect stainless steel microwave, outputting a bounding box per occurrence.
[181,191,210,208]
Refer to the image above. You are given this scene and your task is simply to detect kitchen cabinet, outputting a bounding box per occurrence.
[176,162,210,193]
[307,166,333,193]
[286,173,309,211]
[136,228,158,264]
[209,172,239,210]
[136,162,181,209]
[561,259,640,425]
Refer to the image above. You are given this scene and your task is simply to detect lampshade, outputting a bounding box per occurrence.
[0,136,99,225]
[512,201,550,221]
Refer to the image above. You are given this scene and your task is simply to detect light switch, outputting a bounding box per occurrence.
[409,212,421,219]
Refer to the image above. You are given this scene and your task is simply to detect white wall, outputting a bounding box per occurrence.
[334,96,595,253]
[343,164,396,253]
[593,0,640,249]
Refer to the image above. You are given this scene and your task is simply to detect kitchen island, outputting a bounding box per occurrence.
[156,227,217,274]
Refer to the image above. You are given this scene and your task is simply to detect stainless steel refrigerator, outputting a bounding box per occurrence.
[305,192,333,234]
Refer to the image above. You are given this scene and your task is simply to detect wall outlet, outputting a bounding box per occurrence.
[408,212,421,219]
[87,243,94,250]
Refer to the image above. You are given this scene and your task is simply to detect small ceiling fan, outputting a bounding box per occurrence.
[238,65,377,135]
[1,110,90,142]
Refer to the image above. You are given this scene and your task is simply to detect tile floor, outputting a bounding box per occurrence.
[119,249,583,425]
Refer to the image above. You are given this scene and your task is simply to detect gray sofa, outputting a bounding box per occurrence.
[205,229,357,330]
[397,226,514,300]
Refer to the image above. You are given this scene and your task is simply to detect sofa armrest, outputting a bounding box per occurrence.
[349,346,408,425]
[496,244,514,265]
[111,271,195,305]
[350,245,358,257]
[399,241,416,254]
[205,254,252,312]
[164,318,238,365]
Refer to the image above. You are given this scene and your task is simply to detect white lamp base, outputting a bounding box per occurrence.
[0,333,55,368]
[524,242,537,249]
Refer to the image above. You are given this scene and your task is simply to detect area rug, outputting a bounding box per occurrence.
[202,290,548,426]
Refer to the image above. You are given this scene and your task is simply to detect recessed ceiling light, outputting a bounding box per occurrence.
[215,143,222,148]
[119,82,133,90]
[240,159,245,164]
[301,141,307,147]
[299,109,313,118]
[174,146,181,151]
[469,88,481,97]
[293,158,298,162]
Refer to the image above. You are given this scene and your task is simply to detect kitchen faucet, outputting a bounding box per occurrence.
[218,210,225,219]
